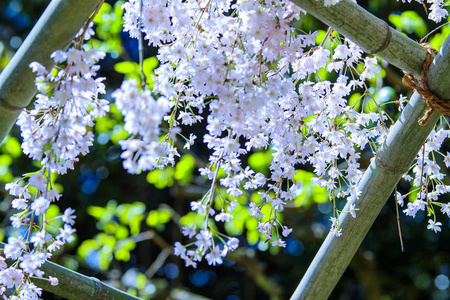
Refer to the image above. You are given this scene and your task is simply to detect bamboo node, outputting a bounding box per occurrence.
[375,155,406,175]
[371,22,392,54]
[402,44,449,126]
[0,97,26,112]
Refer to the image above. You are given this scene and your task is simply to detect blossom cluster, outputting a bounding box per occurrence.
[396,127,450,233]
[21,46,108,173]
[112,79,172,174]
[397,0,448,22]
[118,0,390,268]
[1,25,107,298]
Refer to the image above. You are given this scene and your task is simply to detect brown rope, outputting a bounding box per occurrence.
[402,44,450,126]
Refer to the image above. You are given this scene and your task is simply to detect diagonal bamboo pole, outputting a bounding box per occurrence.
[290,0,427,76]
[32,259,143,300]
[0,242,142,300]
[0,0,102,144]
[288,0,450,299]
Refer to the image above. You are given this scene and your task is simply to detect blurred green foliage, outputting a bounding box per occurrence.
[389,11,428,37]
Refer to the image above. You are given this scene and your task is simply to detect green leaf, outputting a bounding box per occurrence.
[247,229,259,245]
[389,11,427,37]
[77,239,98,260]
[87,206,106,220]
[157,208,172,224]
[312,185,328,203]
[146,168,174,189]
[114,61,138,74]
[114,239,136,261]
[1,136,22,158]
[0,154,12,167]
[111,125,130,144]
[146,210,159,227]
[348,92,362,111]
[135,273,147,290]
[375,86,395,104]
[225,206,246,235]
[402,11,427,37]
[388,14,402,29]
[115,225,130,240]
[293,170,327,206]
[248,151,272,173]
[174,155,195,185]
[93,2,112,24]
[143,57,158,74]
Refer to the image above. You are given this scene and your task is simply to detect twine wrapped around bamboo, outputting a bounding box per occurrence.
[402,44,450,125]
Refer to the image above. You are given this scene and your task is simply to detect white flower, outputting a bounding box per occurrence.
[174,242,186,258]
[349,204,359,218]
[11,198,28,210]
[396,192,404,207]
[56,224,76,243]
[215,212,233,222]
[271,239,286,247]
[30,197,50,216]
[227,238,239,250]
[195,230,212,250]
[49,276,59,286]
[190,201,206,214]
[30,230,49,248]
[228,200,238,213]
[19,252,45,276]
[330,227,342,237]
[29,62,47,76]
[205,246,223,266]
[47,240,64,253]
[1,267,24,289]
[0,257,6,271]
[427,219,442,233]
[181,225,196,238]
[4,237,25,260]
[183,256,197,268]
[441,203,450,217]
[282,226,293,237]
[28,174,47,191]
[62,208,76,225]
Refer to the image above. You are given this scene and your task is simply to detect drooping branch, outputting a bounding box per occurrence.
[0,0,102,143]
[288,0,450,299]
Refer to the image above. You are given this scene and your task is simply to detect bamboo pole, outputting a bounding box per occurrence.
[289,0,450,298]
[0,0,102,143]
[290,0,427,77]
[0,242,141,300]
[32,260,143,300]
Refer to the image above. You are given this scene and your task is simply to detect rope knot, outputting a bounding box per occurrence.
[402,44,450,126]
